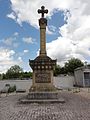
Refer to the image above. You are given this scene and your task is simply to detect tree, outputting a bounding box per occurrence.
[54,65,60,76]
[7,65,23,74]
[64,58,84,74]
[0,74,1,80]
[6,65,23,79]
[2,73,7,80]
[21,72,32,79]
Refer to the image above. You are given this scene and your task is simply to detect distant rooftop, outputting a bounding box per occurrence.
[75,65,90,71]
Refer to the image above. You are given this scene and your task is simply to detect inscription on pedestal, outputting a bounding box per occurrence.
[35,71,51,83]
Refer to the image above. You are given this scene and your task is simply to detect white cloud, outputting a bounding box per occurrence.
[47,37,88,65]
[3,37,13,46]
[8,0,72,27]
[14,32,19,36]
[46,0,90,65]
[0,48,15,73]
[23,37,34,44]
[7,12,16,20]
[46,25,57,35]
[8,0,90,65]
[48,25,56,32]
[46,27,53,35]
[18,57,23,62]
[0,48,15,61]
[2,33,19,48]
[0,48,23,73]
[23,49,29,53]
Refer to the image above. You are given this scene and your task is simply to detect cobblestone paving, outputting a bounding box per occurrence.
[0,92,90,120]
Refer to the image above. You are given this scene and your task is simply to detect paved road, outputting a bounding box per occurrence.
[0,92,90,120]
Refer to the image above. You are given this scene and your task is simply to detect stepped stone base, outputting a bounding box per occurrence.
[19,92,65,104]
[27,92,58,99]
[20,98,65,104]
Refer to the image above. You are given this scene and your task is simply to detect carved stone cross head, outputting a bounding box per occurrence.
[38,6,48,18]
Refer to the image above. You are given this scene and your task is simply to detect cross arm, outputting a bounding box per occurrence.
[44,9,48,14]
[38,9,42,14]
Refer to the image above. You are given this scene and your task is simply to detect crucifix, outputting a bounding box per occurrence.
[38,6,48,18]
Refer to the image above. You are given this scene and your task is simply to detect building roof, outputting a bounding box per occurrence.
[74,65,90,71]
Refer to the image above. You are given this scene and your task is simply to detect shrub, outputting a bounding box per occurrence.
[5,84,10,87]
[8,85,16,93]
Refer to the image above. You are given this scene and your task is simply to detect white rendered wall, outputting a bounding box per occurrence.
[0,76,74,91]
[54,76,74,88]
[74,70,83,86]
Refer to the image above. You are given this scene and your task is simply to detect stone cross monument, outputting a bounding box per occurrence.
[29,6,56,92]
[26,6,63,102]
[20,6,65,103]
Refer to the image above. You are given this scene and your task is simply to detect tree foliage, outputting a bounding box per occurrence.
[54,58,84,76]
[20,72,32,80]
[54,65,66,76]
[0,74,1,80]
[0,58,85,79]
[7,65,23,74]
[1,65,32,80]
[54,65,61,76]
[5,65,23,79]
[64,58,84,74]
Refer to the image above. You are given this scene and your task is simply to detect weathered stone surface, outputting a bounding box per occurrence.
[30,56,56,71]
[35,71,51,83]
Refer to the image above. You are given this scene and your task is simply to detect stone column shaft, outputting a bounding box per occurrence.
[39,18,47,56]
[40,25,46,55]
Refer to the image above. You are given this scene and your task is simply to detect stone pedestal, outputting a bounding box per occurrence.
[29,56,56,92]
[26,56,62,102]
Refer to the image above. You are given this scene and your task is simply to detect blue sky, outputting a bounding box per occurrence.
[0,0,90,73]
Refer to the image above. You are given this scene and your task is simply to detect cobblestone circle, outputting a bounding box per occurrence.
[0,91,90,120]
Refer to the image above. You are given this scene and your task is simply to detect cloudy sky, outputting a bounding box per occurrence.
[0,0,90,73]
